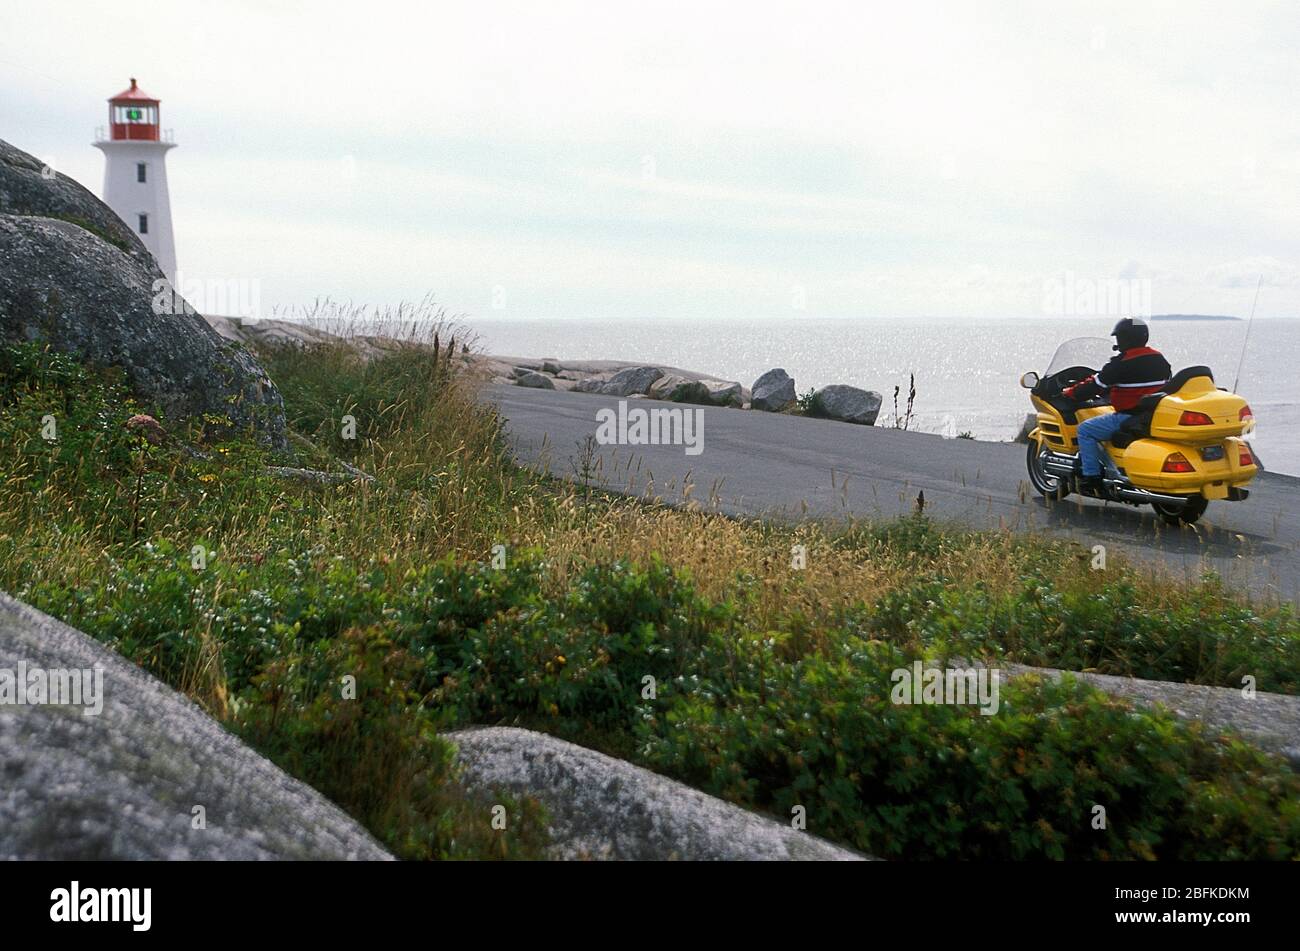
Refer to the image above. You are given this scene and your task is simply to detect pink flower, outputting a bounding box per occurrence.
[125,414,165,445]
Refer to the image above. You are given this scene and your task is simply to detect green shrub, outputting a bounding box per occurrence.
[869,574,1300,692]
[638,638,1300,859]
[232,623,548,860]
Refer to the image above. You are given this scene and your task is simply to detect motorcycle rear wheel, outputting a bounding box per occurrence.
[1152,496,1208,525]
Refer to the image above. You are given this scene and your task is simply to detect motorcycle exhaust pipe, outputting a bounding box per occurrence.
[1112,486,1196,506]
[1040,449,1200,508]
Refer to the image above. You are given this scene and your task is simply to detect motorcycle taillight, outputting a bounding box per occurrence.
[1239,405,1254,422]
[1239,445,1254,466]
[1162,452,1195,473]
[1179,411,1214,426]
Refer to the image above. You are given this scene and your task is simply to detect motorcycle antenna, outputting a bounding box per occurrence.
[1231,274,1263,393]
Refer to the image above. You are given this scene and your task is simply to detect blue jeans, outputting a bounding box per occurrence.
[1077,412,1130,477]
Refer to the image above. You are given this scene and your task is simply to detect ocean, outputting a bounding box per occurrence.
[467,316,1300,475]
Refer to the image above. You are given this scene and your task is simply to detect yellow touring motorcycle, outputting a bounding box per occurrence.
[1022,337,1257,525]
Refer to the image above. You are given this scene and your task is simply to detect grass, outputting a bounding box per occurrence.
[1,321,1298,860]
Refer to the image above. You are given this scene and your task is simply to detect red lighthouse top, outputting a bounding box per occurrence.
[107,78,161,141]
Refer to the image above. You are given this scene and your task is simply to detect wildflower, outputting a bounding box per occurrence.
[199,473,217,484]
[125,414,165,445]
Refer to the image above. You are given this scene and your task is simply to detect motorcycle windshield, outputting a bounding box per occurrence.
[1045,337,1113,376]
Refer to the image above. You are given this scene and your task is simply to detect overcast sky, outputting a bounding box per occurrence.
[3,0,1298,320]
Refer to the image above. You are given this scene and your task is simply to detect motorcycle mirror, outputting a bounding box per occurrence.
[1019,371,1040,389]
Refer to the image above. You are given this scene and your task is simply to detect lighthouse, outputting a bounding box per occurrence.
[93,78,178,283]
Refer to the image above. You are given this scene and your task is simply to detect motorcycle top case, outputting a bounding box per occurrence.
[1146,374,1252,443]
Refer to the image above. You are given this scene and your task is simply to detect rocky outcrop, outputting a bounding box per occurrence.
[0,139,287,446]
[450,726,868,860]
[0,593,391,860]
[814,384,882,425]
[514,369,556,389]
[599,365,664,397]
[0,139,146,262]
[1015,413,1037,443]
[751,368,796,412]
[704,379,745,408]
[648,373,688,399]
[1008,664,1300,769]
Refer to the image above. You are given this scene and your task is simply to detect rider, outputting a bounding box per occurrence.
[1063,317,1171,494]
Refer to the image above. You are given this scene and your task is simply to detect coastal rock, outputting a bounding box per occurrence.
[600,365,664,397]
[450,726,868,861]
[751,368,797,412]
[0,139,147,263]
[1015,413,1036,443]
[1007,664,1300,769]
[204,314,357,351]
[0,593,391,860]
[515,369,556,389]
[0,139,287,447]
[574,375,612,393]
[651,374,711,404]
[648,373,686,399]
[704,379,744,407]
[541,359,562,374]
[815,384,882,425]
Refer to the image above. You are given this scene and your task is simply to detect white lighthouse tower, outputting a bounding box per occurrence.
[93,78,178,283]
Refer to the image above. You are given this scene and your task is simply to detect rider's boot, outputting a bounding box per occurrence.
[1076,473,1104,497]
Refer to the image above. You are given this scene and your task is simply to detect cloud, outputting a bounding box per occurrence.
[2,0,1299,318]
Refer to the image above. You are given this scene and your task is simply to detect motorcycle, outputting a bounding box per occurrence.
[1021,337,1257,524]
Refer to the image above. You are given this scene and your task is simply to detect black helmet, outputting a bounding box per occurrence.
[1110,317,1149,351]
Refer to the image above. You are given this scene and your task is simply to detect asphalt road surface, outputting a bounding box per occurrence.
[486,384,1300,604]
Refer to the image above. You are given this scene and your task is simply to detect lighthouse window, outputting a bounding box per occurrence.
[138,214,149,235]
[137,163,147,183]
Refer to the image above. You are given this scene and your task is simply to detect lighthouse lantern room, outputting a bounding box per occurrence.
[94,78,178,282]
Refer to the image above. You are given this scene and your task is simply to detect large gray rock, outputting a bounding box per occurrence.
[1008,664,1300,769]
[515,369,556,389]
[814,384,882,425]
[648,373,686,399]
[650,374,710,404]
[751,368,797,412]
[1015,413,1037,443]
[450,726,868,860]
[0,593,391,860]
[600,365,664,397]
[0,139,147,262]
[703,379,745,407]
[574,374,613,393]
[0,138,286,447]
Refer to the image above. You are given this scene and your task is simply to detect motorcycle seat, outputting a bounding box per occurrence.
[1134,365,1215,412]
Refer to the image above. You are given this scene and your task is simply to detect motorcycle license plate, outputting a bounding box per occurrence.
[1203,482,1229,500]
[1200,446,1225,462]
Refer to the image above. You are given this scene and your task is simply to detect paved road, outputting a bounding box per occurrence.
[486,385,1300,603]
